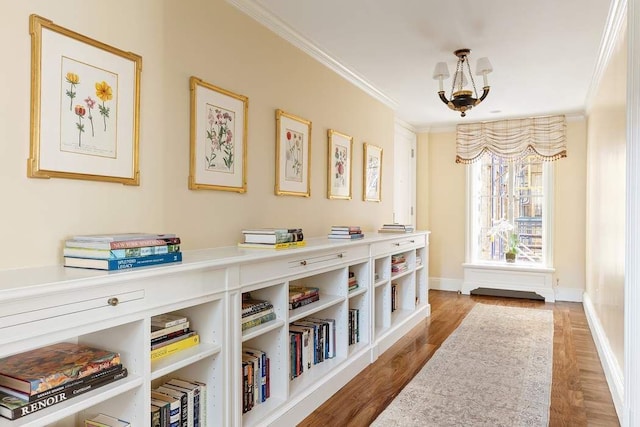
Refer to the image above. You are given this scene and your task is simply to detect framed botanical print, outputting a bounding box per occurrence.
[327,129,353,200]
[275,109,311,197]
[28,15,142,184]
[363,143,382,202]
[189,76,248,192]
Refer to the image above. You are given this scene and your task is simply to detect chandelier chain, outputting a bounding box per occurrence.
[466,56,479,98]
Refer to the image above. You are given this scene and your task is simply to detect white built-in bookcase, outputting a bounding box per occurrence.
[0,232,429,426]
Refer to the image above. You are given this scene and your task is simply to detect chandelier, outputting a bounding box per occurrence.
[432,49,493,117]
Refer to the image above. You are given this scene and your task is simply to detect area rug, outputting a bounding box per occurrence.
[372,303,554,427]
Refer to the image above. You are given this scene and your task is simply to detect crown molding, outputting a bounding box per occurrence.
[585,0,627,112]
[394,117,417,133]
[226,0,398,110]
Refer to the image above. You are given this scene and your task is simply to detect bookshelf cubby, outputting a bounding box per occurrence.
[0,231,428,426]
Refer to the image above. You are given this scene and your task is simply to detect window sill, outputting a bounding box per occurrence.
[462,262,555,274]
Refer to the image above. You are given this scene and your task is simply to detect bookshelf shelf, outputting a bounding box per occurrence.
[288,293,344,322]
[348,287,367,298]
[0,231,428,426]
[150,341,222,380]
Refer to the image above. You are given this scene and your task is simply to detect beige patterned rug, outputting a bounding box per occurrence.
[372,303,554,427]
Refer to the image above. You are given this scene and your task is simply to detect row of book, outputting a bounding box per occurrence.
[242,293,277,331]
[238,228,306,249]
[242,347,270,414]
[151,378,206,426]
[289,317,336,380]
[0,342,126,420]
[391,253,409,274]
[348,308,360,346]
[378,223,415,233]
[63,232,182,271]
[151,313,200,361]
[328,225,364,240]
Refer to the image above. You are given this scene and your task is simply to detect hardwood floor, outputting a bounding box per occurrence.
[299,290,619,427]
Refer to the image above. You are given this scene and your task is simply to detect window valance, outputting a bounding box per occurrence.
[455,115,567,164]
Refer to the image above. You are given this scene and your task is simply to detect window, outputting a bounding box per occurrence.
[467,154,553,267]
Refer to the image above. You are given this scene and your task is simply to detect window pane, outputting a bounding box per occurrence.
[473,154,544,264]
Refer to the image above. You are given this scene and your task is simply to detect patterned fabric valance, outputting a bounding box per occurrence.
[455,115,567,164]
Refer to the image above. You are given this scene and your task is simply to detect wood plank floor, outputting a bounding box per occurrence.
[299,290,619,427]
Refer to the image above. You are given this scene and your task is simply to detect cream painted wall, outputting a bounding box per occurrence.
[421,120,587,292]
[416,132,429,230]
[0,0,394,270]
[425,131,466,280]
[162,0,393,249]
[585,29,626,369]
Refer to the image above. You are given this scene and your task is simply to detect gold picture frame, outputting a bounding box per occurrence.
[275,109,311,197]
[363,143,383,202]
[327,129,353,200]
[28,15,142,184]
[189,76,248,193]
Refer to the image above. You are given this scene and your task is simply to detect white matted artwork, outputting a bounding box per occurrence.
[363,143,382,202]
[28,15,142,184]
[189,76,248,192]
[327,129,353,200]
[275,109,311,197]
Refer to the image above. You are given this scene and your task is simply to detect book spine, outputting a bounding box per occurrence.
[242,301,273,316]
[108,252,182,271]
[241,308,275,324]
[150,322,190,340]
[151,328,191,345]
[3,368,127,420]
[289,294,320,309]
[151,332,197,351]
[24,364,124,402]
[241,312,276,331]
[150,335,200,361]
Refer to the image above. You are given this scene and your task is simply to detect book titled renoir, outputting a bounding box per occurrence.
[0,343,121,396]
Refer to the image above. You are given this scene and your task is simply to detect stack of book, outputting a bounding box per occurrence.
[242,347,270,414]
[238,228,305,249]
[348,308,360,345]
[0,342,127,420]
[63,232,182,271]
[378,223,415,233]
[151,313,200,361]
[151,378,205,426]
[327,225,364,240]
[289,285,320,310]
[85,413,131,427]
[242,293,276,331]
[348,271,358,292]
[391,253,408,275]
[289,317,336,379]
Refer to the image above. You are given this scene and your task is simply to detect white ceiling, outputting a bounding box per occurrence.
[227,0,617,129]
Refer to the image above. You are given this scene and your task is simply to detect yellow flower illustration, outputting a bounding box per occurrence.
[95,81,113,131]
[65,72,79,84]
[64,72,80,110]
[95,81,113,102]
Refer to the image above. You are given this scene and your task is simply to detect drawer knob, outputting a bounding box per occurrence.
[337,253,344,258]
[107,297,119,306]
[300,260,307,266]
[393,243,400,246]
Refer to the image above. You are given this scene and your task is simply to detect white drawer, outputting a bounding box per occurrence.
[0,284,145,330]
[372,234,426,257]
[240,245,369,286]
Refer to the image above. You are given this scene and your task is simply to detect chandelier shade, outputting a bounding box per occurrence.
[433,48,492,117]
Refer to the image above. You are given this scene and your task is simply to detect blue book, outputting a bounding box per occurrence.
[64,252,182,271]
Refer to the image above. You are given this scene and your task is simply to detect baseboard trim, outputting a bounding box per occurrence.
[429,277,462,293]
[555,287,584,302]
[583,292,624,422]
